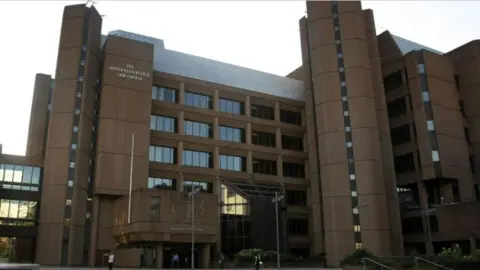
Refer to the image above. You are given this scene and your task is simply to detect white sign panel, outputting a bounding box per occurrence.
[109,64,151,81]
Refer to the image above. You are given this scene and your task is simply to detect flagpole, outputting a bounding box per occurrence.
[127,133,135,223]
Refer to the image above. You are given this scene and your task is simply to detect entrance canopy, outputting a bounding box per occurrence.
[220,177,283,200]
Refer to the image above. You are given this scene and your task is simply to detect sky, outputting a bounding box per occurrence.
[0,0,479,156]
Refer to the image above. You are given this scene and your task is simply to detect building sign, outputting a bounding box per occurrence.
[109,64,151,81]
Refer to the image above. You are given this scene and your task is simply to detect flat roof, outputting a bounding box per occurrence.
[106,30,305,101]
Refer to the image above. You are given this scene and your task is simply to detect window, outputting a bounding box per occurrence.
[220,155,246,172]
[383,70,403,92]
[149,146,176,164]
[417,64,425,74]
[454,74,460,90]
[281,135,303,151]
[184,91,212,109]
[387,97,407,118]
[150,115,176,132]
[0,165,41,192]
[390,124,411,145]
[432,150,440,162]
[184,180,213,193]
[253,158,277,175]
[148,177,175,190]
[182,150,212,168]
[0,199,37,222]
[219,98,244,115]
[283,162,305,178]
[286,190,306,206]
[426,120,435,131]
[149,197,161,221]
[288,219,308,236]
[251,104,274,120]
[422,91,430,102]
[280,110,301,125]
[251,131,276,147]
[394,153,416,174]
[220,126,244,143]
[184,120,212,138]
[152,86,177,103]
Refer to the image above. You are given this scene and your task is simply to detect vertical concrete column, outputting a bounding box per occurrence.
[247,151,253,173]
[246,123,252,144]
[179,82,185,104]
[213,147,220,170]
[274,101,280,122]
[202,244,211,269]
[177,142,183,166]
[178,111,185,134]
[88,196,100,266]
[213,117,219,140]
[177,171,184,192]
[245,96,251,117]
[277,155,283,179]
[156,244,163,268]
[276,128,282,149]
[213,89,219,111]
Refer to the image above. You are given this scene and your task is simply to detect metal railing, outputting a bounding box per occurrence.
[361,257,396,270]
[413,257,453,270]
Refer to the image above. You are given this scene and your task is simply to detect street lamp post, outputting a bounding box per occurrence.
[423,204,434,256]
[272,191,284,270]
[189,188,200,270]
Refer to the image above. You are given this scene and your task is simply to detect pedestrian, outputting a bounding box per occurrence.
[218,253,224,270]
[172,253,179,268]
[108,251,115,270]
[254,253,261,270]
[184,257,189,268]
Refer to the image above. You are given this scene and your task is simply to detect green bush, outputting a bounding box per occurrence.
[234,249,301,265]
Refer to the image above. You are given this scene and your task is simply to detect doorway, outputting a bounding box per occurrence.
[163,243,201,269]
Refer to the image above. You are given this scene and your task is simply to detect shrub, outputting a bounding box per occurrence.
[340,249,386,266]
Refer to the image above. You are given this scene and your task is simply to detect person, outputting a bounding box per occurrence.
[108,251,115,270]
[172,253,179,268]
[254,253,261,270]
[184,257,189,268]
[218,253,224,270]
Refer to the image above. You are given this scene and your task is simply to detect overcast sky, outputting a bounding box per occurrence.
[0,1,479,155]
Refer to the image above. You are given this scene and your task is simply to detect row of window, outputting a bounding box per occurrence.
[151,86,302,125]
[150,115,303,151]
[0,200,37,220]
[149,146,306,177]
[0,164,41,185]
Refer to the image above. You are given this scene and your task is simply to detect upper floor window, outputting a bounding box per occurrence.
[280,110,301,125]
[150,115,176,133]
[286,190,306,206]
[383,70,403,92]
[252,131,276,148]
[184,91,212,109]
[184,180,213,193]
[281,135,303,151]
[220,126,244,143]
[251,104,274,120]
[387,97,407,118]
[182,150,213,168]
[288,218,309,236]
[149,146,176,164]
[394,153,415,174]
[220,155,246,172]
[0,164,41,192]
[0,199,37,222]
[184,120,212,138]
[390,124,411,145]
[417,64,426,74]
[152,86,177,103]
[283,162,305,178]
[148,177,176,190]
[253,158,277,176]
[219,98,244,115]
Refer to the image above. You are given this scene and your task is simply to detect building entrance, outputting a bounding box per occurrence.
[162,243,201,269]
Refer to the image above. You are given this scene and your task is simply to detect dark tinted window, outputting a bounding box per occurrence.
[251,104,274,120]
[280,110,301,125]
[219,98,244,115]
[253,158,277,175]
[184,91,212,109]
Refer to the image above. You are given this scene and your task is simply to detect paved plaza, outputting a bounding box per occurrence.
[39,268,341,270]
